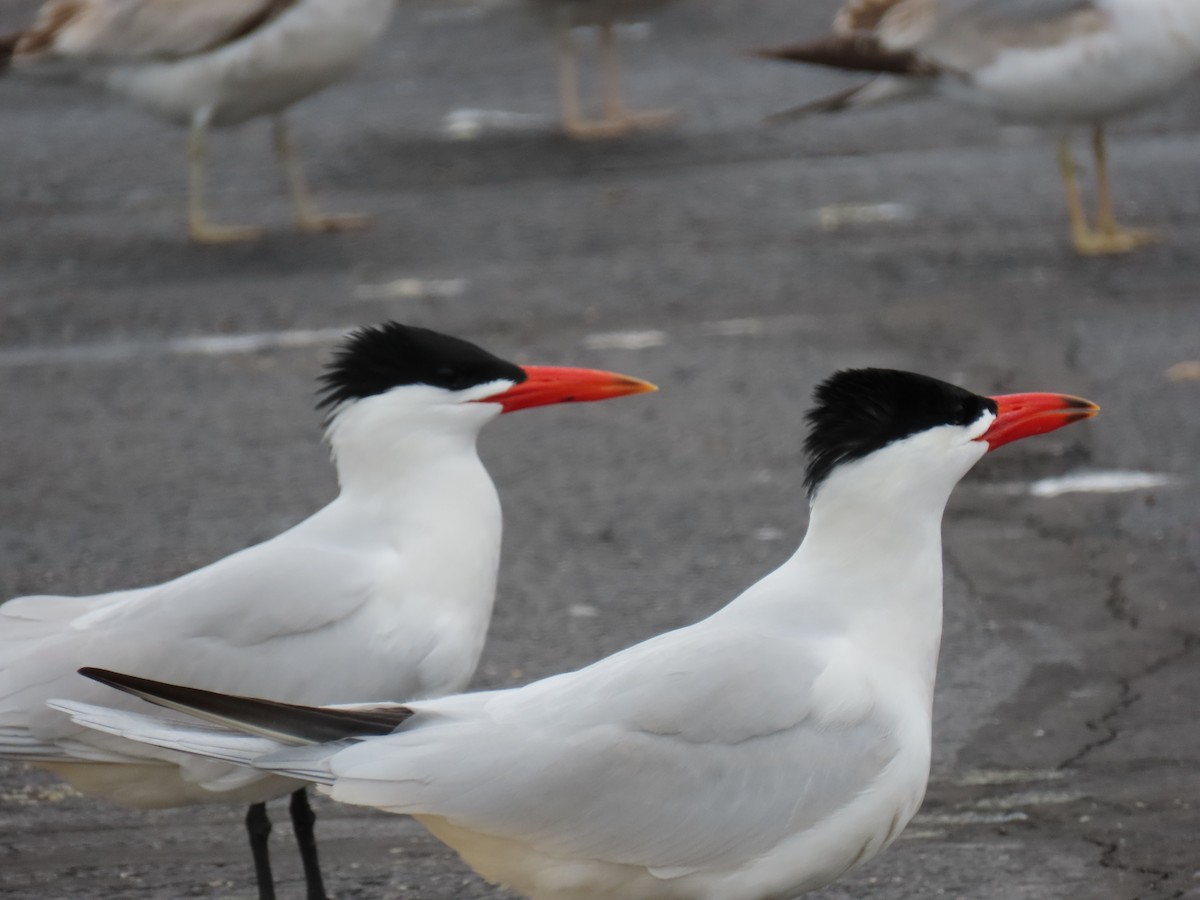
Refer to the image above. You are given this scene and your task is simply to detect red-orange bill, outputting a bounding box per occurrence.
[981,392,1099,451]
[484,366,657,413]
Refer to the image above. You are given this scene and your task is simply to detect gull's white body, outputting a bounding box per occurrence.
[864,0,1200,124]
[62,416,996,899]
[9,0,395,127]
[0,391,505,809]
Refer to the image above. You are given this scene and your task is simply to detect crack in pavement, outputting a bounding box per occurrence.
[1104,574,1140,630]
[1058,632,1199,771]
[1084,836,1185,900]
[1057,576,1141,771]
[1063,622,1198,897]
[1058,678,1135,772]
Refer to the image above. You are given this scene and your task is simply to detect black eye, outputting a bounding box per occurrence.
[953,399,974,424]
[434,366,468,390]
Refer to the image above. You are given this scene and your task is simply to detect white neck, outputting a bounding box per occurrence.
[723,437,988,701]
[311,394,505,696]
[324,394,498,497]
[320,396,505,580]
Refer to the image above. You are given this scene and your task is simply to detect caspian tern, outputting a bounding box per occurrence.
[54,368,1097,899]
[753,0,1200,255]
[0,321,655,900]
[0,0,395,242]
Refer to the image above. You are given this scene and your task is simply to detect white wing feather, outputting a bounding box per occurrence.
[54,621,906,871]
[879,0,1105,56]
[281,623,901,873]
[0,536,389,760]
[49,700,290,767]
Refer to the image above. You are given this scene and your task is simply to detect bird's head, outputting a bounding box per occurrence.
[317,322,656,435]
[803,368,1098,504]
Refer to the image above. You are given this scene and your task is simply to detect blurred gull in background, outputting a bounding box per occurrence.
[755,0,1200,255]
[0,0,396,242]
[526,0,681,138]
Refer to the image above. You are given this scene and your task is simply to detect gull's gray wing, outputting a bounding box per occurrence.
[13,0,299,63]
[891,0,1108,69]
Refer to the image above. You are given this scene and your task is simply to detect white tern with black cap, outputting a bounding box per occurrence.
[57,368,1096,899]
[0,322,654,900]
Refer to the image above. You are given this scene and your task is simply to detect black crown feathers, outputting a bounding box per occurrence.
[803,368,996,495]
[317,323,526,411]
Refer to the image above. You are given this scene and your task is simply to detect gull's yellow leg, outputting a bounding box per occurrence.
[597,22,678,134]
[272,117,370,234]
[187,114,264,244]
[1089,124,1156,254]
[557,22,625,139]
[556,23,586,135]
[1057,136,1097,252]
[598,22,624,123]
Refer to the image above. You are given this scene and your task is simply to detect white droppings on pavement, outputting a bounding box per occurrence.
[701,318,766,338]
[0,327,352,368]
[582,330,668,351]
[950,768,1066,787]
[171,329,346,356]
[1028,470,1180,498]
[816,202,913,231]
[443,109,553,140]
[355,278,468,301]
[914,811,1029,826]
[972,789,1083,809]
[0,783,81,805]
[896,828,946,841]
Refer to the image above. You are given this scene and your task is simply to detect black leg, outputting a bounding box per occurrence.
[246,802,276,900]
[290,788,330,900]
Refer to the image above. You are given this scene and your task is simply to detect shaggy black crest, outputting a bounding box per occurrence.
[803,369,996,495]
[317,323,525,411]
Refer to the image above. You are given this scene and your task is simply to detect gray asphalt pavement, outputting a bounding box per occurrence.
[1,1,1199,898]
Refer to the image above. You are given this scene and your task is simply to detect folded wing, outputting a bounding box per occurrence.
[0,537,383,765]
[12,0,299,63]
[62,623,905,875]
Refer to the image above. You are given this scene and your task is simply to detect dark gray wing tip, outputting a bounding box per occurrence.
[78,667,415,743]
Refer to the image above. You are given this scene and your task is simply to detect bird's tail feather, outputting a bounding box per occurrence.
[765,76,931,125]
[766,83,875,124]
[76,668,414,745]
[750,35,936,77]
[48,700,294,769]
